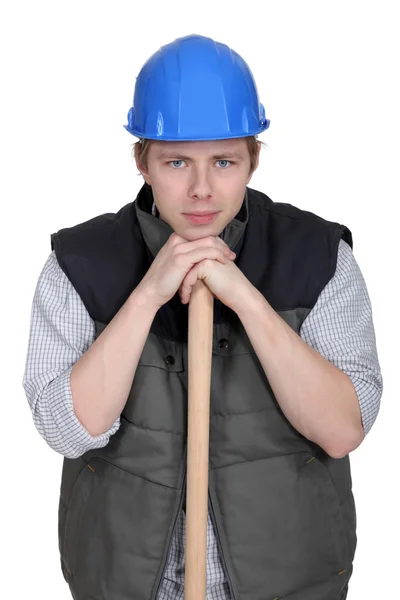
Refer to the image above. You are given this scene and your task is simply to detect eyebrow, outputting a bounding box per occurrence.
[156,151,244,161]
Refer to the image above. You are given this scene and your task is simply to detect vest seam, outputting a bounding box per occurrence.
[264,206,315,221]
[338,488,353,508]
[211,406,270,418]
[277,307,309,313]
[297,309,310,331]
[253,191,341,229]
[89,456,180,491]
[210,450,310,472]
[121,414,185,436]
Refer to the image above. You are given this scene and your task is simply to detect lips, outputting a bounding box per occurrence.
[183,212,219,216]
[183,212,220,224]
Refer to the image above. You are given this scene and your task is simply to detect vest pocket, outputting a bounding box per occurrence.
[59,457,180,598]
[302,453,349,565]
[61,462,97,576]
[212,451,350,598]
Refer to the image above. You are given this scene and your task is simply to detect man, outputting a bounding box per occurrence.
[23,34,382,600]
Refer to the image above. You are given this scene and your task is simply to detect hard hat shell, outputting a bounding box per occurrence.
[124,34,270,141]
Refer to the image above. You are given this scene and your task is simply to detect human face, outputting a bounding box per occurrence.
[136,138,259,241]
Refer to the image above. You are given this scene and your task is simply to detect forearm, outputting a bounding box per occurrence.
[33,368,121,459]
[71,284,159,436]
[235,287,365,458]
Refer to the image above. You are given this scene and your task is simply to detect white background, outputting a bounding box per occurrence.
[1,1,398,598]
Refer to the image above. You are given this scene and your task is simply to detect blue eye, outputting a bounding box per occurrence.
[217,160,231,168]
[170,160,185,168]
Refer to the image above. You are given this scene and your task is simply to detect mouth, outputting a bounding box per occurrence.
[183,211,220,225]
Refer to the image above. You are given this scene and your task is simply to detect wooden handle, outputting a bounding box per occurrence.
[184,280,214,600]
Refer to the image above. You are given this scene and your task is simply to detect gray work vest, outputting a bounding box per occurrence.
[51,183,356,600]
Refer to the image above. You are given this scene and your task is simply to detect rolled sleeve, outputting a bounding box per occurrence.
[22,251,121,458]
[300,239,383,435]
[41,366,120,459]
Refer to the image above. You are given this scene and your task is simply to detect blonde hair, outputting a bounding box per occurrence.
[132,136,265,175]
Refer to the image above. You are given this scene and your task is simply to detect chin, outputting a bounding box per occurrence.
[165,213,228,240]
[181,228,214,242]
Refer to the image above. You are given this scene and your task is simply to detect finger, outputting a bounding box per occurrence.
[183,247,233,266]
[180,265,199,304]
[173,248,221,271]
[212,237,236,258]
[168,232,186,246]
[173,235,235,257]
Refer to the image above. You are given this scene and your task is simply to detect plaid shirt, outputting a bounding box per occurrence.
[22,236,382,599]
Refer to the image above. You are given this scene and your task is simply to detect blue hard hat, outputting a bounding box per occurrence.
[124,34,270,141]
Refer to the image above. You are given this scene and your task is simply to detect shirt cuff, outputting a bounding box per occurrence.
[349,373,383,436]
[43,366,121,458]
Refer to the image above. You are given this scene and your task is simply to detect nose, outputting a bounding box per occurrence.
[188,165,212,201]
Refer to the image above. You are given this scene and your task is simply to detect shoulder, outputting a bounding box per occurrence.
[244,187,353,311]
[328,238,368,295]
[36,250,74,291]
[247,186,353,247]
[50,201,136,257]
[34,251,91,315]
[48,202,144,323]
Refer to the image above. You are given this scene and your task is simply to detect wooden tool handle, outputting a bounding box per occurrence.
[184,280,214,600]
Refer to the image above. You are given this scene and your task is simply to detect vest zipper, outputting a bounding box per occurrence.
[152,467,237,599]
[208,491,237,600]
[152,460,187,600]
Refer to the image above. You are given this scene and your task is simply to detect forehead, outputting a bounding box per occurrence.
[150,138,249,159]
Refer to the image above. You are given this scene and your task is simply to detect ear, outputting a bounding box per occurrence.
[246,141,261,184]
[135,153,152,185]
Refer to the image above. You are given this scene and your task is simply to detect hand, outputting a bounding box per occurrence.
[179,255,253,313]
[137,232,237,310]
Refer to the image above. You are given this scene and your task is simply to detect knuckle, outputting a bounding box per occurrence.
[170,232,182,244]
[203,258,214,267]
[171,246,180,257]
[172,244,185,258]
[205,236,216,246]
[173,253,185,266]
